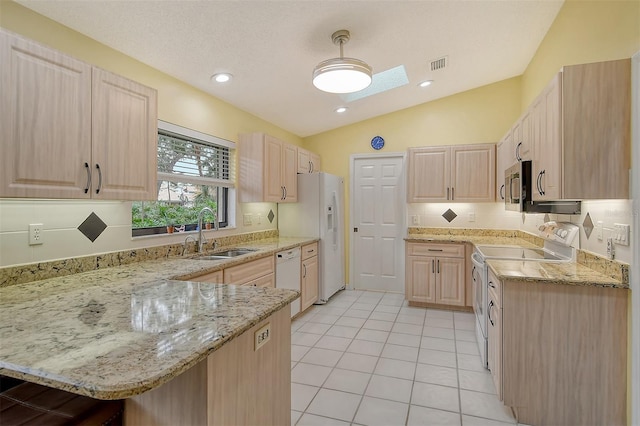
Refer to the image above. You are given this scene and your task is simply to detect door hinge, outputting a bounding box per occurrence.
[354,227,358,232]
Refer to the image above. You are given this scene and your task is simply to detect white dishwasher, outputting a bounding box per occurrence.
[275,247,301,318]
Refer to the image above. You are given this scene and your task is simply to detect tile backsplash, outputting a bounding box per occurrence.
[408,199,633,264]
[0,199,277,267]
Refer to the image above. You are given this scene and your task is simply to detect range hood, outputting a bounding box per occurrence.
[524,200,581,215]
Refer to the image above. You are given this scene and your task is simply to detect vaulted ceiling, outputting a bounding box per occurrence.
[17,0,564,137]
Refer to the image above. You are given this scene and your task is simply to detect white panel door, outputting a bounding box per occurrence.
[352,154,405,292]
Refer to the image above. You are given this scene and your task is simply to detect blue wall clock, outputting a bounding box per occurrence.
[371,136,385,150]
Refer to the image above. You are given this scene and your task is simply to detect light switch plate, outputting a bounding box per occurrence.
[613,223,630,246]
[468,212,476,222]
[596,221,603,241]
[243,213,252,226]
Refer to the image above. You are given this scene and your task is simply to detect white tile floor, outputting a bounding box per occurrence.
[290,289,528,426]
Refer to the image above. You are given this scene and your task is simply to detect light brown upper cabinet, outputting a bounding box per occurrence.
[297,147,321,174]
[238,133,298,203]
[531,59,630,200]
[0,29,158,200]
[407,144,495,203]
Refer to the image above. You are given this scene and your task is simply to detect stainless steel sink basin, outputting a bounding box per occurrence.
[193,248,258,260]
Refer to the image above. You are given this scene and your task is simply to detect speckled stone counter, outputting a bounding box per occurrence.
[487,259,627,288]
[0,237,315,399]
[406,227,628,288]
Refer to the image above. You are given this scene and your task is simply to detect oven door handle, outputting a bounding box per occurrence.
[471,252,485,269]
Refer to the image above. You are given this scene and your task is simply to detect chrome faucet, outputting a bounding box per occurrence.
[197,207,218,252]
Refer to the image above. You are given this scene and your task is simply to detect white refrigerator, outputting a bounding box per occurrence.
[278,172,345,303]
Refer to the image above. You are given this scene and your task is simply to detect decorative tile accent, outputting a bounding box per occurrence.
[78,212,107,242]
[441,209,457,223]
[267,209,275,223]
[582,213,594,239]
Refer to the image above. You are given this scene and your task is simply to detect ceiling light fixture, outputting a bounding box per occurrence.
[211,73,232,83]
[418,80,433,88]
[313,30,372,94]
[335,107,348,113]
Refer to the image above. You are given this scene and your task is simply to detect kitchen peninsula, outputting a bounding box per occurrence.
[0,245,303,425]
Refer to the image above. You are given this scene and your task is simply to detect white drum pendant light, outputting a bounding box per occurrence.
[313,30,372,94]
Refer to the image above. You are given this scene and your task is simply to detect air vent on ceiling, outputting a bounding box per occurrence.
[430,56,448,71]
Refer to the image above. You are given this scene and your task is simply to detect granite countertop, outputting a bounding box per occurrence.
[486,259,627,288]
[0,237,315,400]
[406,231,628,289]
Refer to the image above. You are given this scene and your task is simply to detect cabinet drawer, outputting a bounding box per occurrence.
[190,269,223,283]
[407,242,464,258]
[224,256,275,285]
[242,273,275,289]
[301,242,318,260]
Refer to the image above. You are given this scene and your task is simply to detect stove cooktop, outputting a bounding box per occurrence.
[475,245,570,261]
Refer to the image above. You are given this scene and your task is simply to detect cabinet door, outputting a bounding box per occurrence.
[488,294,502,400]
[451,144,495,202]
[532,73,562,201]
[297,148,311,173]
[513,112,532,161]
[435,257,465,306]
[263,135,284,202]
[301,256,319,311]
[406,255,437,303]
[1,30,92,198]
[92,68,157,200]
[309,152,321,173]
[407,147,450,202]
[281,142,298,202]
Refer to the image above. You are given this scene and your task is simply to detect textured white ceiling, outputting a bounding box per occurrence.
[17,0,564,137]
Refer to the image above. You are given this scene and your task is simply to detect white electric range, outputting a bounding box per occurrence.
[470,222,580,368]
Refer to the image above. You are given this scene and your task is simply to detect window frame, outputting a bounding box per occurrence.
[131,121,235,237]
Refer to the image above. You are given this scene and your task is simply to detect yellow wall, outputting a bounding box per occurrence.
[304,78,522,280]
[521,0,640,110]
[0,1,303,147]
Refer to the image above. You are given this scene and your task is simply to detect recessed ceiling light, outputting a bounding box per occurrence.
[418,80,433,88]
[211,73,232,83]
[335,107,348,113]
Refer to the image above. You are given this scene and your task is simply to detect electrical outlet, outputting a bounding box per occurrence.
[411,215,420,225]
[254,323,271,351]
[468,212,476,222]
[256,214,262,225]
[243,213,252,226]
[29,223,43,245]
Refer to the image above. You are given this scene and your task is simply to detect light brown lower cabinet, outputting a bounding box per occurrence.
[224,256,275,288]
[300,242,319,312]
[405,242,465,307]
[125,307,291,425]
[489,270,628,426]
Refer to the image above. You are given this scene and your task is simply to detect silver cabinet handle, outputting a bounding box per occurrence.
[281,186,285,200]
[432,259,435,274]
[500,184,505,200]
[515,142,522,161]
[284,186,287,199]
[303,263,307,278]
[540,170,546,195]
[488,280,496,289]
[95,164,102,194]
[437,259,440,274]
[446,187,450,200]
[309,161,312,173]
[451,187,454,200]
[428,248,443,252]
[488,300,495,326]
[84,162,92,194]
[472,266,476,283]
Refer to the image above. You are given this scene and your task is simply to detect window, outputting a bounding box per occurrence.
[132,121,235,237]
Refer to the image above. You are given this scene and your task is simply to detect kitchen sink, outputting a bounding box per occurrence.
[193,248,258,260]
